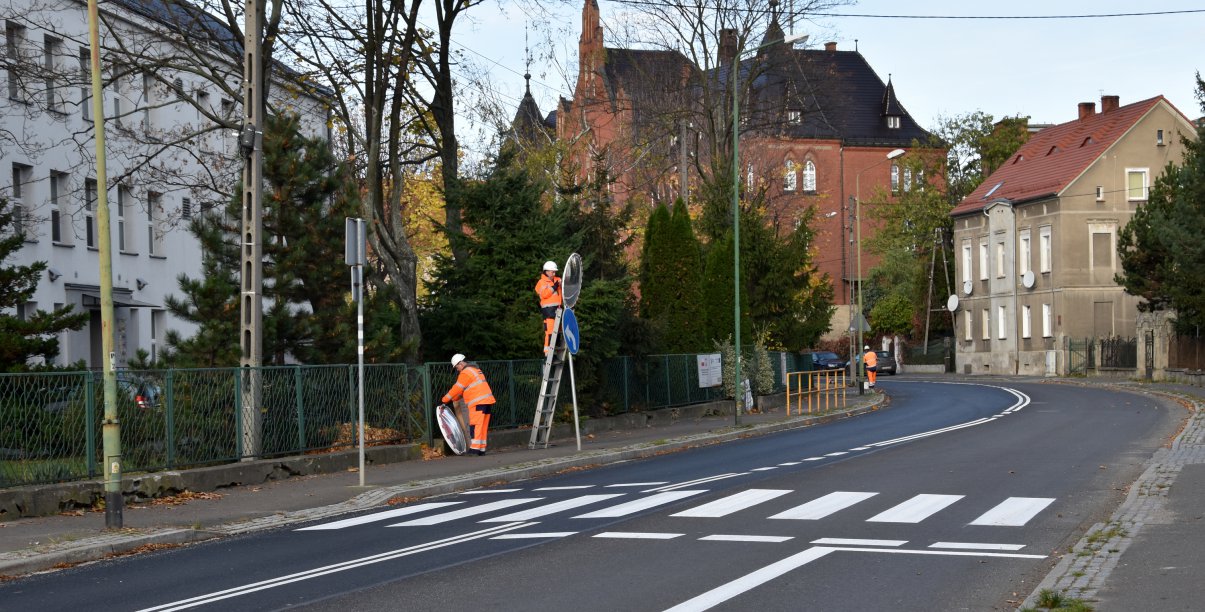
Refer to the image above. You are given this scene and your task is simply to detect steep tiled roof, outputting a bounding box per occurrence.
[951,96,1167,216]
[601,47,694,112]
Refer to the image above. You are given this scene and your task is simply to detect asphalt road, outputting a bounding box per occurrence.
[0,379,1178,611]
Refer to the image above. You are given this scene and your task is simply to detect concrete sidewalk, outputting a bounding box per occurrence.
[0,391,885,578]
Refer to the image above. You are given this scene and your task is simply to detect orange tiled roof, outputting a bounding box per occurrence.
[952,96,1168,216]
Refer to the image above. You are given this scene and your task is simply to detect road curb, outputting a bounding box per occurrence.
[1019,383,1205,609]
[0,396,884,577]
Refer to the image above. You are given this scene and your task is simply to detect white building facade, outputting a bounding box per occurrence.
[2,0,329,367]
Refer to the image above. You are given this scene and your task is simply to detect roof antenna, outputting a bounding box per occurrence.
[524,22,532,94]
[854,38,859,52]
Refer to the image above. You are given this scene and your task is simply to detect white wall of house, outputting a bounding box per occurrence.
[2,0,330,368]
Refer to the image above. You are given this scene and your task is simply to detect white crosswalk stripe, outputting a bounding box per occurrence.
[867,494,964,523]
[480,494,625,522]
[389,498,543,526]
[769,491,878,520]
[969,497,1055,526]
[671,489,792,518]
[573,490,707,518]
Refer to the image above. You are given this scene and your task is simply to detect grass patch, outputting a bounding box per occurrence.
[0,458,90,487]
[1020,588,1095,611]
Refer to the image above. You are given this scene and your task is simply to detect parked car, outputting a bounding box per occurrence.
[875,350,897,375]
[807,351,848,372]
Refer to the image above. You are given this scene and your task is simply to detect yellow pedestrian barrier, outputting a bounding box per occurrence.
[785,370,848,415]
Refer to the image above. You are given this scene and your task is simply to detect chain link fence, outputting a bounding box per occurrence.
[1,350,802,488]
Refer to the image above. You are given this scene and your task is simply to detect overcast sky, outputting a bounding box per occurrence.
[453,0,1202,154]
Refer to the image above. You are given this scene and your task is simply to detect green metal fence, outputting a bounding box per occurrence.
[1,350,801,489]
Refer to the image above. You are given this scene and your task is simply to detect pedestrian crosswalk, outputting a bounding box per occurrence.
[298,486,1056,532]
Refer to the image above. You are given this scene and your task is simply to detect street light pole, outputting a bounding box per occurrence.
[854,148,905,395]
[731,32,806,425]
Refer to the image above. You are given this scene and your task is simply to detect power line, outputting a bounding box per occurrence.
[608,1,1205,20]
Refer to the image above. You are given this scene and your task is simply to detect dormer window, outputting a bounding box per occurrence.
[886,116,900,129]
[788,109,802,124]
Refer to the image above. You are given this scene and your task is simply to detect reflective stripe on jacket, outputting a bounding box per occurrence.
[442,365,495,409]
[535,275,562,309]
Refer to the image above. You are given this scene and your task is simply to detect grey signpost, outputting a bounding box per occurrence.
[345,218,367,486]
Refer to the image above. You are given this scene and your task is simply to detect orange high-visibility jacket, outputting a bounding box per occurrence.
[442,365,495,409]
[535,274,562,309]
[864,350,878,368]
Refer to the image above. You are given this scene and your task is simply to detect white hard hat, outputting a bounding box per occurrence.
[864,346,870,350]
[543,260,558,272]
[450,353,466,367]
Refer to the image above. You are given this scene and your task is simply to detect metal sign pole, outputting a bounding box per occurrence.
[346,218,367,486]
[568,350,581,451]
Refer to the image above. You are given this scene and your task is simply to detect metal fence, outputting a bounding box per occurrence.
[1,350,799,488]
[1099,337,1138,369]
[1169,333,1205,371]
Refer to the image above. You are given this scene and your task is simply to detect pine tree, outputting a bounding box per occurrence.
[0,198,88,371]
[638,201,705,352]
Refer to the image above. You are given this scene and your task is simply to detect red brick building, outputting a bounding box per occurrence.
[546,1,938,336]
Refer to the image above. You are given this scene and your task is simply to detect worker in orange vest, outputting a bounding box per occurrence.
[863,345,878,388]
[441,353,496,455]
[534,260,562,354]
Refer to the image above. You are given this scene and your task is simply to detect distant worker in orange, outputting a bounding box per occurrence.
[535,260,562,354]
[440,354,495,455]
[863,345,878,388]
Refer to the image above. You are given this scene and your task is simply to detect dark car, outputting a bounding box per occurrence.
[808,351,848,372]
[874,350,897,375]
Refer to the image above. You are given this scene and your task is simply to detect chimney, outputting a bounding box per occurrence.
[824,41,837,52]
[719,29,738,66]
[1101,95,1120,113]
[1078,102,1096,120]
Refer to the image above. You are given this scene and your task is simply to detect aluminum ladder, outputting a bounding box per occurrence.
[529,307,567,449]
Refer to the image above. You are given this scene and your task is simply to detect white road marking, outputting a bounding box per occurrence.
[671,489,792,518]
[811,538,906,547]
[595,532,683,539]
[574,490,707,518]
[970,497,1056,526]
[534,485,594,491]
[607,482,667,488]
[645,473,744,493]
[463,489,521,494]
[389,498,542,526]
[830,546,1045,559]
[803,457,825,461]
[867,494,964,523]
[824,451,848,457]
[778,462,801,466]
[930,542,1026,551]
[850,447,870,451]
[480,494,624,522]
[700,535,793,543]
[138,523,534,612]
[751,467,777,471]
[769,491,877,520]
[491,532,577,539]
[663,547,836,612]
[295,502,462,531]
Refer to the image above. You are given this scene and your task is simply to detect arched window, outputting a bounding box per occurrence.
[784,160,797,192]
[803,160,817,193]
[890,163,900,194]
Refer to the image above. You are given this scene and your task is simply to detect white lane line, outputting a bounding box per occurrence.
[671,489,792,518]
[824,452,848,457]
[930,542,1026,551]
[778,462,801,466]
[480,494,624,522]
[607,482,667,488]
[574,490,707,518]
[769,491,877,520]
[491,532,577,539]
[867,494,964,523]
[867,418,994,447]
[811,538,906,547]
[803,457,825,461]
[137,522,533,612]
[850,447,870,451]
[389,498,542,526]
[645,473,745,493]
[595,532,683,540]
[751,467,777,472]
[663,547,836,612]
[830,546,1045,559]
[970,497,1056,526]
[700,535,793,543]
[463,489,522,494]
[534,485,594,491]
[295,502,462,531]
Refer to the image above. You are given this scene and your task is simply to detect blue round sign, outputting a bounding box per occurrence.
[562,308,580,355]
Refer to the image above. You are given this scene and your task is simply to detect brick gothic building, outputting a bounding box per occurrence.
[550,0,937,336]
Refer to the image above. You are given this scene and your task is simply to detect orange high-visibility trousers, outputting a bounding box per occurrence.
[469,403,493,453]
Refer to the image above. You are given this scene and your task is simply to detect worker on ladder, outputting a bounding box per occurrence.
[441,353,495,455]
[535,260,562,355]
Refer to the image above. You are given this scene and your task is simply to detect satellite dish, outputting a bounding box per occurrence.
[1021,270,1035,289]
[561,253,583,309]
[947,294,960,312]
[962,280,973,296]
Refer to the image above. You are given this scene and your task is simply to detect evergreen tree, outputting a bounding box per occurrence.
[0,198,88,371]
[1117,75,1205,330]
[638,201,706,352]
[163,112,371,366]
